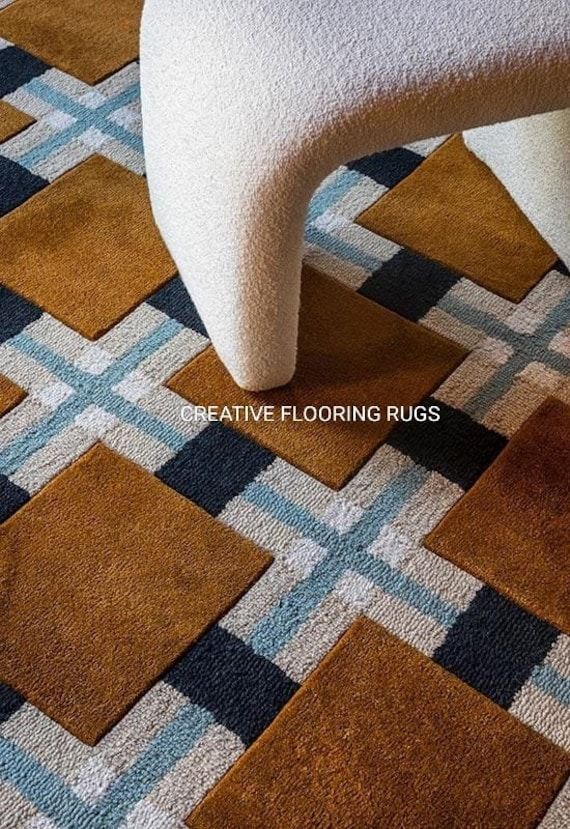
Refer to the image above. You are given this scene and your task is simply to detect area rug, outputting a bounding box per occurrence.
[0,6,569,828]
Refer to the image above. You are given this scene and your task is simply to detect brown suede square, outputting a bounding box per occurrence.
[0,374,24,416]
[426,397,570,634]
[0,155,176,339]
[0,0,142,84]
[0,101,33,143]
[187,618,569,828]
[0,443,271,744]
[357,136,557,301]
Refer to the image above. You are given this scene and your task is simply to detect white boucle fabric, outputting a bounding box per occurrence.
[464,109,570,269]
[140,0,570,390]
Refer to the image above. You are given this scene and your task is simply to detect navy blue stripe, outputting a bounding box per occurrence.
[165,625,298,745]
[388,399,506,490]
[434,587,559,708]
[0,683,25,724]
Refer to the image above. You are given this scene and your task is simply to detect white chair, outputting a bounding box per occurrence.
[140,0,570,390]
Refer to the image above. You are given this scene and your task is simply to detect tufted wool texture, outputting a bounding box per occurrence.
[187,618,569,829]
[140,0,570,389]
[0,8,569,827]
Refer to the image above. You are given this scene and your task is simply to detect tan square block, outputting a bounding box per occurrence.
[0,443,271,744]
[0,101,34,142]
[357,136,557,302]
[0,0,142,84]
[0,374,25,416]
[426,397,570,634]
[0,155,176,339]
[187,618,569,828]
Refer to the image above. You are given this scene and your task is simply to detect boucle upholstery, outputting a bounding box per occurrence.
[140,0,570,390]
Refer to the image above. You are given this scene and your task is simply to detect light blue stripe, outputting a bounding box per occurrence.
[248,556,345,658]
[0,385,186,479]
[2,319,188,470]
[305,225,381,272]
[19,111,142,168]
[534,291,570,345]
[245,465,442,655]
[1,706,214,828]
[25,78,137,121]
[439,292,570,376]
[13,317,182,392]
[346,465,427,550]
[0,394,84,475]
[462,351,529,419]
[0,739,93,828]
[243,480,338,549]
[100,317,183,386]
[306,168,362,223]
[95,705,212,826]
[10,330,91,390]
[542,347,570,374]
[462,277,570,416]
[91,387,187,451]
[352,549,458,628]
[438,294,514,343]
[531,663,570,707]
[19,81,142,167]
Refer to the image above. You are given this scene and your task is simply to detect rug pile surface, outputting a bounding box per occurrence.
[0,2,569,826]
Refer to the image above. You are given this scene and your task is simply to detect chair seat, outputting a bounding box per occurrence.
[140,0,570,389]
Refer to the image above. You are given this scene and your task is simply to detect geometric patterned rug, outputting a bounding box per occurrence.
[0,5,569,827]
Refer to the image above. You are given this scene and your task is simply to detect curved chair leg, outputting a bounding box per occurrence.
[464,109,570,269]
[141,0,569,392]
[140,7,317,392]
[143,145,308,392]
[140,137,309,391]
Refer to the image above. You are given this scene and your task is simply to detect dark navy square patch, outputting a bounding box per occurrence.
[0,46,49,97]
[348,147,424,188]
[148,276,208,337]
[388,399,506,490]
[166,625,298,745]
[434,587,558,708]
[0,476,29,522]
[0,285,42,343]
[0,156,47,217]
[156,422,274,516]
[359,248,459,321]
